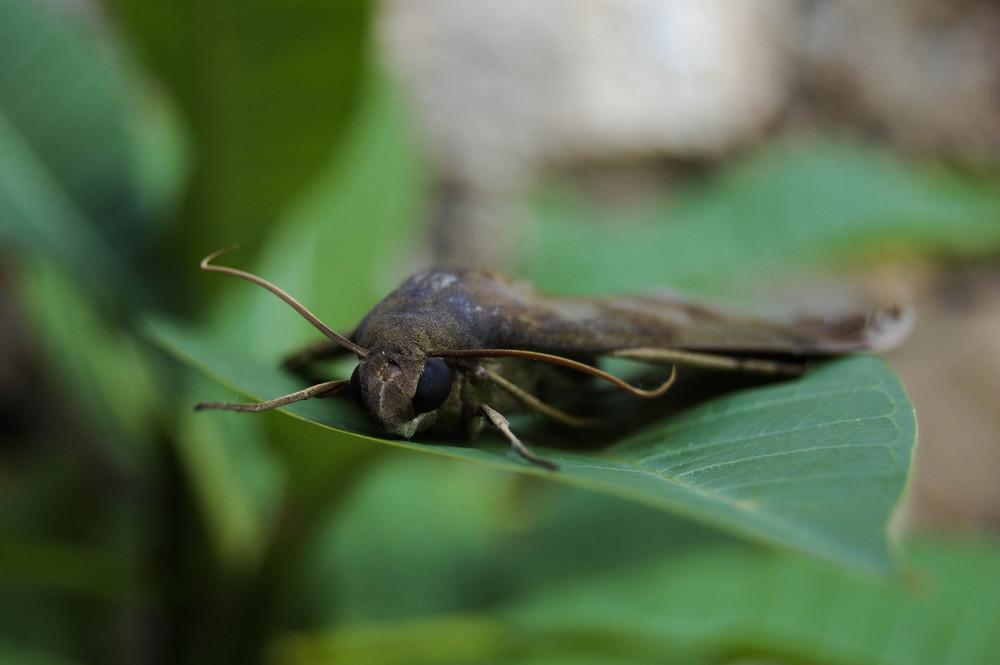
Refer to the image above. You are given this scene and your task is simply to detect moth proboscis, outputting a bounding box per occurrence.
[194,247,912,471]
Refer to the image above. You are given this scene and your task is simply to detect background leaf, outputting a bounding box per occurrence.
[271,538,1000,665]
[500,538,1000,665]
[298,454,734,625]
[107,0,373,271]
[525,142,1000,295]
[0,0,159,305]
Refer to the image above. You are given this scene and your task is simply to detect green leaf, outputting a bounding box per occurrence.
[150,314,914,571]
[271,538,1000,665]
[500,538,1000,665]
[173,387,286,572]
[0,534,140,602]
[0,640,87,665]
[0,0,158,304]
[299,454,734,624]
[526,142,1000,294]
[107,0,373,262]
[16,260,161,471]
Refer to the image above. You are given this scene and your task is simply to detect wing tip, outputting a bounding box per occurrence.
[864,305,915,352]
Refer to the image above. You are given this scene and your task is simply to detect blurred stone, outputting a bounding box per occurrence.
[381,0,796,186]
[379,0,798,266]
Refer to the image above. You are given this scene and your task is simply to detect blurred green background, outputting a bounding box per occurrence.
[2,1,1000,664]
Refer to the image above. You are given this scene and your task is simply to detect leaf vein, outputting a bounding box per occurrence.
[628,414,896,468]
[628,383,886,444]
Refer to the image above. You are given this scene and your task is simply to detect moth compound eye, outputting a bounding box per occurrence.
[349,365,365,410]
[412,357,452,414]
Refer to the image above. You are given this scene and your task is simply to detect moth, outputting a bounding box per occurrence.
[195,248,912,470]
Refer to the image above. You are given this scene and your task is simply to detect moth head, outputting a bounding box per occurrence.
[198,247,455,438]
[349,348,453,438]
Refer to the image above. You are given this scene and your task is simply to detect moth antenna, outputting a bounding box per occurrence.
[200,246,368,357]
[430,348,676,398]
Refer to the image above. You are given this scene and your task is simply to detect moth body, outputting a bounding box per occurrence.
[196,252,912,471]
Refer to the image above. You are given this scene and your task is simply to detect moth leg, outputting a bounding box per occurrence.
[476,404,559,471]
[195,379,349,413]
[435,348,678,397]
[607,348,807,375]
[474,367,602,428]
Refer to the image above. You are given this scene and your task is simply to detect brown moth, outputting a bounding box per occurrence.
[195,247,912,470]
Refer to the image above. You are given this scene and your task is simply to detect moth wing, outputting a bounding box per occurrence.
[620,294,914,355]
[502,290,913,358]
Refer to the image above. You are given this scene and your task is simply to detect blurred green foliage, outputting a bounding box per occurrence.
[1,1,999,664]
[106,0,373,276]
[529,143,1000,295]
